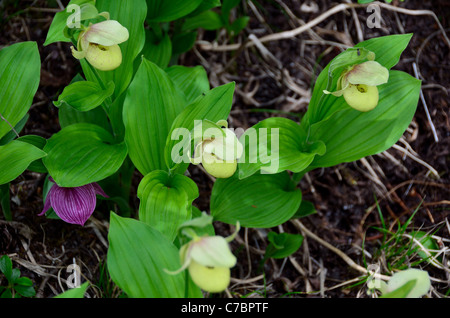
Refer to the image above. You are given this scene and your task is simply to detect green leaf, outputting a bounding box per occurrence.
[238,117,326,179]
[44,0,95,46]
[43,123,128,187]
[0,255,13,282]
[13,277,36,298]
[307,71,420,169]
[381,279,417,298]
[146,0,203,22]
[0,114,29,146]
[164,82,235,173]
[16,135,48,173]
[137,170,199,242]
[182,10,224,31]
[384,269,430,298]
[107,212,201,297]
[53,81,115,112]
[303,34,413,127]
[58,103,112,132]
[265,232,304,259]
[171,31,198,55]
[211,172,302,228]
[0,140,47,185]
[83,0,147,99]
[123,58,186,175]
[140,30,172,69]
[54,282,89,298]
[229,16,250,35]
[165,65,210,104]
[291,200,317,219]
[0,42,40,140]
[187,0,221,18]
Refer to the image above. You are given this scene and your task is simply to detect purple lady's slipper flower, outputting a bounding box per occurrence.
[39,177,108,226]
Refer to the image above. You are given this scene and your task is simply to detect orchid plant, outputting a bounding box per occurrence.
[0,0,422,298]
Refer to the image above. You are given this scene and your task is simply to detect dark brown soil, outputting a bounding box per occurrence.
[0,0,449,298]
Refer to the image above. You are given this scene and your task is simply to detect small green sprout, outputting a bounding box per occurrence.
[0,255,36,298]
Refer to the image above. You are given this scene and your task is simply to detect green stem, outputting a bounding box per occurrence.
[184,270,190,298]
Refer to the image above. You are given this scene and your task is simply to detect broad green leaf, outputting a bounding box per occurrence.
[187,0,221,18]
[13,278,36,298]
[164,82,235,173]
[43,123,128,187]
[146,0,203,22]
[182,10,224,31]
[302,33,413,127]
[137,170,199,241]
[292,200,317,219]
[381,280,417,298]
[58,103,112,132]
[0,255,13,282]
[307,71,420,169]
[123,58,186,175]
[211,172,302,228]
[16,135,48,173]
[0,140,47,185]
[171,31,198,55]
[229,16,250,35]
[265,232,304,259]
[140,30,172,69]
[238,117,326,179]
[44,0,95,46]
[0,42,40,140]
[166,65,210,104]
[82,0,147,99]
[53,81,115,112]
[383,268,431,298]
[0,114,29,146]
[107,212,201,298]
[54,282,89,298]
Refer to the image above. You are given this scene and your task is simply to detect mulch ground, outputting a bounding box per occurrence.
[0,0,449,298]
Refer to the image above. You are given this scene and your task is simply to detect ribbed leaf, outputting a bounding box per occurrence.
[54,282,90,298]
[123,58,186,175]
[0,140,47,185]
[303,34,413,127]
[140,30,172,69]
[53,80,114,112]
[166,65,210,104]
[107,212,202,298]
[43,123,128,187]
[16,135,48,173]
[182,10,224,31]
[211,172,302,228]
[0,42,40,140]
[308,71,420,168]
[44,0,95,46]
[238,117,326,179]
[146,0,203,22]
[137,170,199,242]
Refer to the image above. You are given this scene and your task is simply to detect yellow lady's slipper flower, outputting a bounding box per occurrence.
[324,61,389,112]
[166,224,239,293]
[71,20,129,71]
[192,121,243,179]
